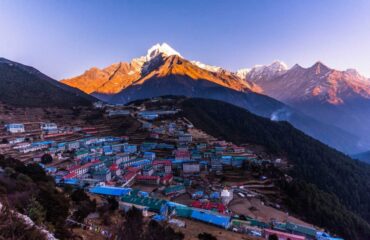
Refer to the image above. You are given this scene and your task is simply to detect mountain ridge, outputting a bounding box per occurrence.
[60,43,367,153]
[242,60,370,149]
[0,57,95,108]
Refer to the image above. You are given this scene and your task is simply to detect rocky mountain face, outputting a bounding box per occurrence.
[62,43,260,96]
[240,61,370,150]
[0,58,95,108]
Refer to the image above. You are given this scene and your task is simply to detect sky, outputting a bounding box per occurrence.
[0,0,370,79]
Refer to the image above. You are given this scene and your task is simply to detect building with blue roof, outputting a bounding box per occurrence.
[190,209,231,229]
[143,152,156,160]
[316,232,344,240]
[89,186,132,197]
[5,123,25,133]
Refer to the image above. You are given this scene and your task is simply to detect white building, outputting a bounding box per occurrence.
[221,188,233,205]
[183,162,200,174]
[41,123,58,133]
[5,124,25,133]
[178,133,192,143]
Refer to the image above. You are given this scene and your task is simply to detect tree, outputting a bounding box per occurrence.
[72,200,96,222]
[144,220,184,240]
[107,197,119,211]
[70,189,96,222]
[118,207,143,240]
[0,155,72,239]
[27,197,46,225]
[41,154,53,164]
[71,189,89,203]
[268,234,278,240]
[144,220,161,240]
[37,183,70,227]
[198,232,217,240]
[0,201,47,240]
[163,225,184,240]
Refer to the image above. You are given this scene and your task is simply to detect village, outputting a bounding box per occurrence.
[0,99,342,240]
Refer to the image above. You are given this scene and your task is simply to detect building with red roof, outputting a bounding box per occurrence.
[153,160,172,173]
[264,229,306,240]
[174,150,191,161]
[136,175,160,185]
[122,171,137,187]
[161,174,173,185]
[109,164,121,176]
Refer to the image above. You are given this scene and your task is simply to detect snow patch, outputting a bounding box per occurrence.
[238,60,288,82]
[191,61,222,73]
[146,43,182,61]
[236,68,251,79]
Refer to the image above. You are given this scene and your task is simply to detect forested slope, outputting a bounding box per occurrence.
[180,98,370,240]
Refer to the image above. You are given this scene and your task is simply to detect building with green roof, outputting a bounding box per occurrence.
[121,195,167,212]
[286,222,317,238]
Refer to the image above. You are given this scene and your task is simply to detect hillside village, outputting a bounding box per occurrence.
[0,97,343,240]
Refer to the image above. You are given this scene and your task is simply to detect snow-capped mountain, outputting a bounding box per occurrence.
[250,61,370,104]
[245,61,370,149]
[237,61,288,83]
[61,43,364,154]
[146,42,182,60]
[62,43,184,95]
[235,68,250,79]
[62,43,256,95]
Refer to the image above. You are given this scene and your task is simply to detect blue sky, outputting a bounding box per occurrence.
[0,0,369,79]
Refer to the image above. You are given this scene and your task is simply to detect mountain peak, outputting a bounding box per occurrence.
[146,43,182,61]
[268,60,288,72]
[310,61,330,74]
[291,63,303,70]
[241,60,288,82]
[236,68,251,79]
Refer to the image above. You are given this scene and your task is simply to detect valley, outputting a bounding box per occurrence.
[1,96,367,240]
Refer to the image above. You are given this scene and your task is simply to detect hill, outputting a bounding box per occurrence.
[0,58,95,108]
[178,97,370,240]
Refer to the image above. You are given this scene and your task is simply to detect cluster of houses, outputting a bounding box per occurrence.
[2,105,343,240]
[85,184,343,240]
[40,130,261,192]
[5,122,58,134]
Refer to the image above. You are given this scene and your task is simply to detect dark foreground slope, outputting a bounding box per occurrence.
[179,98,370,240]
[0,58,95,107]
[0,155,70,239]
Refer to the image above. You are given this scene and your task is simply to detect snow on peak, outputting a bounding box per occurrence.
[345,68,364,79]
[239,60,289,82]
[236,68,251,79]
[191,61,222,73]
[146,43,182,60]
[269,60,288,72]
